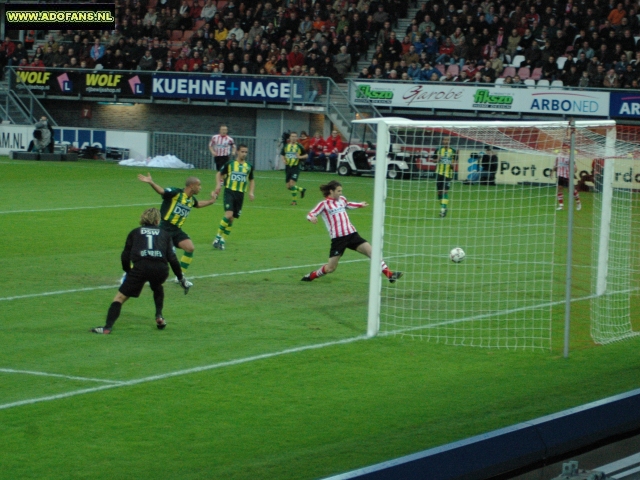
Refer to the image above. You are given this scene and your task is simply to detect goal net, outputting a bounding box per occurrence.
[590,134,640,344]
[362,119,638,350]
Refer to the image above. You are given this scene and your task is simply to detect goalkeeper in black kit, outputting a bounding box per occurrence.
[91,208,191,335]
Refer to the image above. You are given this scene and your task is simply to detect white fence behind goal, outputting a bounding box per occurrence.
[362,119,637,351]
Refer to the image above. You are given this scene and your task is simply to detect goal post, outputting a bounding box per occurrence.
[358,118,636,350]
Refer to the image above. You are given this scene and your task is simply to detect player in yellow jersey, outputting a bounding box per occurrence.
[434,136,458,218]
[212,144,255,250]
[138,173,217,283]
[280,132,307,205]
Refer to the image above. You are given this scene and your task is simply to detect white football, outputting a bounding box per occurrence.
[450,247,465,263]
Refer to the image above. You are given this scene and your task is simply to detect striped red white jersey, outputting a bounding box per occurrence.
[555,153,575,179]
[307,195,366,239]
[209,134,235,156]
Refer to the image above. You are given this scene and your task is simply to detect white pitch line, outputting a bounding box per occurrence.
[0,259,369,302]
[0,335,368,411]
[0,368,124,385]
[0,203,156,215]
[1,287,636,411]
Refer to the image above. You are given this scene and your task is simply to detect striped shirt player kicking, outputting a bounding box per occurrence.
[553,148,581,211]
[301,180,402,283]
[209,125,236,171]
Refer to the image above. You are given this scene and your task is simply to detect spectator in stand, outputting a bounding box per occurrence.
[307,131,327,170]
[598,44,615,70]
[590,64,606,87]
[190,0,203,22]
[423,31,439,64]
[287,44,304,70]
[541,55,558,81]
[562,64,581,86]
[511,74,525,87]
[323,130,344,173]
[8,41,28,66]
[334,45,351,81]
[608,3,626,27]
[487,50,503,77]
[435,37,455,65]
[139,50,155,70]
[505,28,522,60]
[603,68,620,88]
[466,37,483,65]
[320,55,340,81]
[521,39,542,70]
[42,46,55,67]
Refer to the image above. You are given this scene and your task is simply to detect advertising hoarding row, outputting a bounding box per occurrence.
[13,69,307,103]
[351,82,611,117]
[0,124,147,158]
[12,69,640,118]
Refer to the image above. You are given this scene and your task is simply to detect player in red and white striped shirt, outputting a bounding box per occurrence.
[553,148,581,211]
[301,180,403,283]
[209,125,236,171]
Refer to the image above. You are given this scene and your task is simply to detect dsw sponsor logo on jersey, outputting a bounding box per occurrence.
[231,172,247,182]
[173,205,191,217]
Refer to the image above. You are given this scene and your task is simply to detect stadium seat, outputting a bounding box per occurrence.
[556,57,567,70]
[517,66,530,79]
[565,45,573,53]
[501,66,516,78]
[536,79,550,88]
[511,54,525,67]
[531,67,542,80]
[436,64,445,75]
[551,80,564,88]
[148,0,157,7]
[171,30,183,41]
[446,64,459,76]
[495,77,505,86]
[183,30,194,41]
[524,78,536,87]
[194,19,206,31]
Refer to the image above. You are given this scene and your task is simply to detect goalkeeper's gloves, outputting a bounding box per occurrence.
[179,276,192,295]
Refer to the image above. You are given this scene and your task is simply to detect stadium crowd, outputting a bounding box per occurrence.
[1,0,640,88]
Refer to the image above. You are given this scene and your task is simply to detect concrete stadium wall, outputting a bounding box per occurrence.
[325,388,640,480]
[40,100,257,137]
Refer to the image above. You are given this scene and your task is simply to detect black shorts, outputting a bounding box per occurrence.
[215,155,229,170]
[160,224,190,247]
[329,232,368,258]
[558,176,570,188]
[119,260,169,298]
[436,173,452,192]
[223,188,244,218]
[285,165,300,183]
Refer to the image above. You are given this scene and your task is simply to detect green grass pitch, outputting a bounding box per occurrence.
[1,158,639,479]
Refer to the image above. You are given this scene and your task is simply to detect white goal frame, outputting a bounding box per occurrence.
[358,118,620,352]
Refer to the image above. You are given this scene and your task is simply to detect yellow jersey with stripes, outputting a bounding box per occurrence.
[281,142,306,167]
[435,146,456,179]
[220,159,254,192]
[160,188,198,230]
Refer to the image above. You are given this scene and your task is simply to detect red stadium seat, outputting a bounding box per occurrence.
[501,66,516,78]
[171,30,183,41]
[446,64,459,76]
[517,66,530,79]
[436,64,445,75]
[531,67,542,80]
[182,30,194,41]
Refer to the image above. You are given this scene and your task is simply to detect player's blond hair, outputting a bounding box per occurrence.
[140,207,161,226]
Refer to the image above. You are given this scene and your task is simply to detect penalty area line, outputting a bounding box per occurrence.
[0,368,125,385]
[0,258,377,302]
[0,335,368,411]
